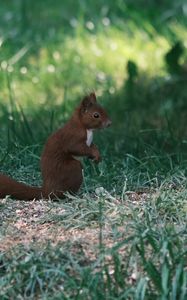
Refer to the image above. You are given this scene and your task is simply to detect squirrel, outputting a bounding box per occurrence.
[0,92,111,200]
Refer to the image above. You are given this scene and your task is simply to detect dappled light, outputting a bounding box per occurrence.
[0,1,187,298]
[1,1,187,111]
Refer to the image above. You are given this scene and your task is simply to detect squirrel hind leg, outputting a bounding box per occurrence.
[42,160,83,199]
[64,159,83,193]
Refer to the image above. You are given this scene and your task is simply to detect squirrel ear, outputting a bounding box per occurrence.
[81,93,97,111]
[89,92,96,102]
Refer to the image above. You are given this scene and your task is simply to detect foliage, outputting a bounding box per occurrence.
[0,0,187,299]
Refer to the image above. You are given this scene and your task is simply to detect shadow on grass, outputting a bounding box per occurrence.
[0,69,186,193]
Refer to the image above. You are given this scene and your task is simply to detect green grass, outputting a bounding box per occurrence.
[0,0,187,299]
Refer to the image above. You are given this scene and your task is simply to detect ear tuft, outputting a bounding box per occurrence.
[89,92,96,102]
[81,92,97,111]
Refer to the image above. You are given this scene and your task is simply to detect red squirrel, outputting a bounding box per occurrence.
[0,92,111,200]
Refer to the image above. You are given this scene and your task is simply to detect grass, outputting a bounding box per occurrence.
[0,0,187,299]
[0,190,186,299]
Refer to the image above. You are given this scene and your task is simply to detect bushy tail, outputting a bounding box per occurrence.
[0,174,42,200]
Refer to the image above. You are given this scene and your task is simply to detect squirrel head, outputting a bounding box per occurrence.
[79,92,112,129]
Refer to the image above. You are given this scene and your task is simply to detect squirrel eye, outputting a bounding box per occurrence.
[93,112,100,118]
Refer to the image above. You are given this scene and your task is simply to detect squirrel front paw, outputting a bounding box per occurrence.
[90,145,101,163]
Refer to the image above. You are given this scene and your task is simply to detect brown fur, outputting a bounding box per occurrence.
[0,93,111,200]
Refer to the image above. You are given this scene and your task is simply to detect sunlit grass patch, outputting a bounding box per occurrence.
[0,25,171,110]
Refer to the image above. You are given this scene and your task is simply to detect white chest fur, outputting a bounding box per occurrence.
[86,129,93,147]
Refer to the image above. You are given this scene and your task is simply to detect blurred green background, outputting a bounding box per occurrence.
[0,0,187,192]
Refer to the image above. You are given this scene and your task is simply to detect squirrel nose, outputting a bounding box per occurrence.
[106,119,112,127]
